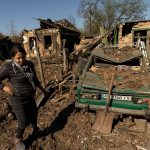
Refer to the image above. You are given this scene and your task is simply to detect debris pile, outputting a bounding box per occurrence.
[89,65,150,89]
[0,37,150,150]
[89,45,150,89]
[104,46,139,60]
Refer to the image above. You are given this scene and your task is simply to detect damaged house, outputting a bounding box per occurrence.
[21,19,81,83]
[110,20,150,50]
[21,18,81,58]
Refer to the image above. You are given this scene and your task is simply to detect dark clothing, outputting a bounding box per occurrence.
[0,60,40,95]
[0,60,40,138]
[15,99,38,138]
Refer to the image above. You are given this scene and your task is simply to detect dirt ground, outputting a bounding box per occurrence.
[1,47,150,150]
[1,88,150,150]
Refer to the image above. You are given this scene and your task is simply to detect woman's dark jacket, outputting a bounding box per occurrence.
[0,60,40,111]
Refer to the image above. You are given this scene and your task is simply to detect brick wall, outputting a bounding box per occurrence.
[118,21,150,48]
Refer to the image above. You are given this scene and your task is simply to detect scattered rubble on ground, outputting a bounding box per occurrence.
[1,43,150,150]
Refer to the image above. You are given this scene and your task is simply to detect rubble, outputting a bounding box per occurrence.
[0,39,150,150]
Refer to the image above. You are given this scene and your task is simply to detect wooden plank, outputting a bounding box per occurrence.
[146,30,150,62]
[36,80,57,107]
[34,30,46,88]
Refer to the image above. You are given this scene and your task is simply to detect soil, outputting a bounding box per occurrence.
[1,89,150,150]
[0,47,150,150]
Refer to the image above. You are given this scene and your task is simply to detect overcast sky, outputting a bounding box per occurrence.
[0,0,150,35]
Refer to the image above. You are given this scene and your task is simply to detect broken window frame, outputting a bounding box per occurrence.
[132,28,150,47]
[29,36,35,50]
[43,35,52,50]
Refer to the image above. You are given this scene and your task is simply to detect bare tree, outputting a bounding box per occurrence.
[6,18,21,43]
[104,0,148,27]
[78,0,148,35]
[68,16,76,26]
[0,33,7,40]
[6,18,18,36]
[78,0,99,35]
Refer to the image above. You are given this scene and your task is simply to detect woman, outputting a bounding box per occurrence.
[0,45,47,144]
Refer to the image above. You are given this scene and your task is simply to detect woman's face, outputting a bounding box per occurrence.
[12,52,26,65]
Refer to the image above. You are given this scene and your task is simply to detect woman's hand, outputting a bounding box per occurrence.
[3,85,14,95]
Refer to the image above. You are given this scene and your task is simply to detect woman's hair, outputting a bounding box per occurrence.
[10,45,26,57]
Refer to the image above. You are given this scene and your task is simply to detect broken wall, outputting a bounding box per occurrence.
[118,21,150,48]
[22,29,61,58]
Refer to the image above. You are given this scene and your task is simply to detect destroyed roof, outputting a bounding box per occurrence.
[36,18,80,34]
[92,48,142,63]
[121,19,150,25]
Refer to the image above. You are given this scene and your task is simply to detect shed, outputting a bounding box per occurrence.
[110,20,150,50]
[21,18,81,58]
